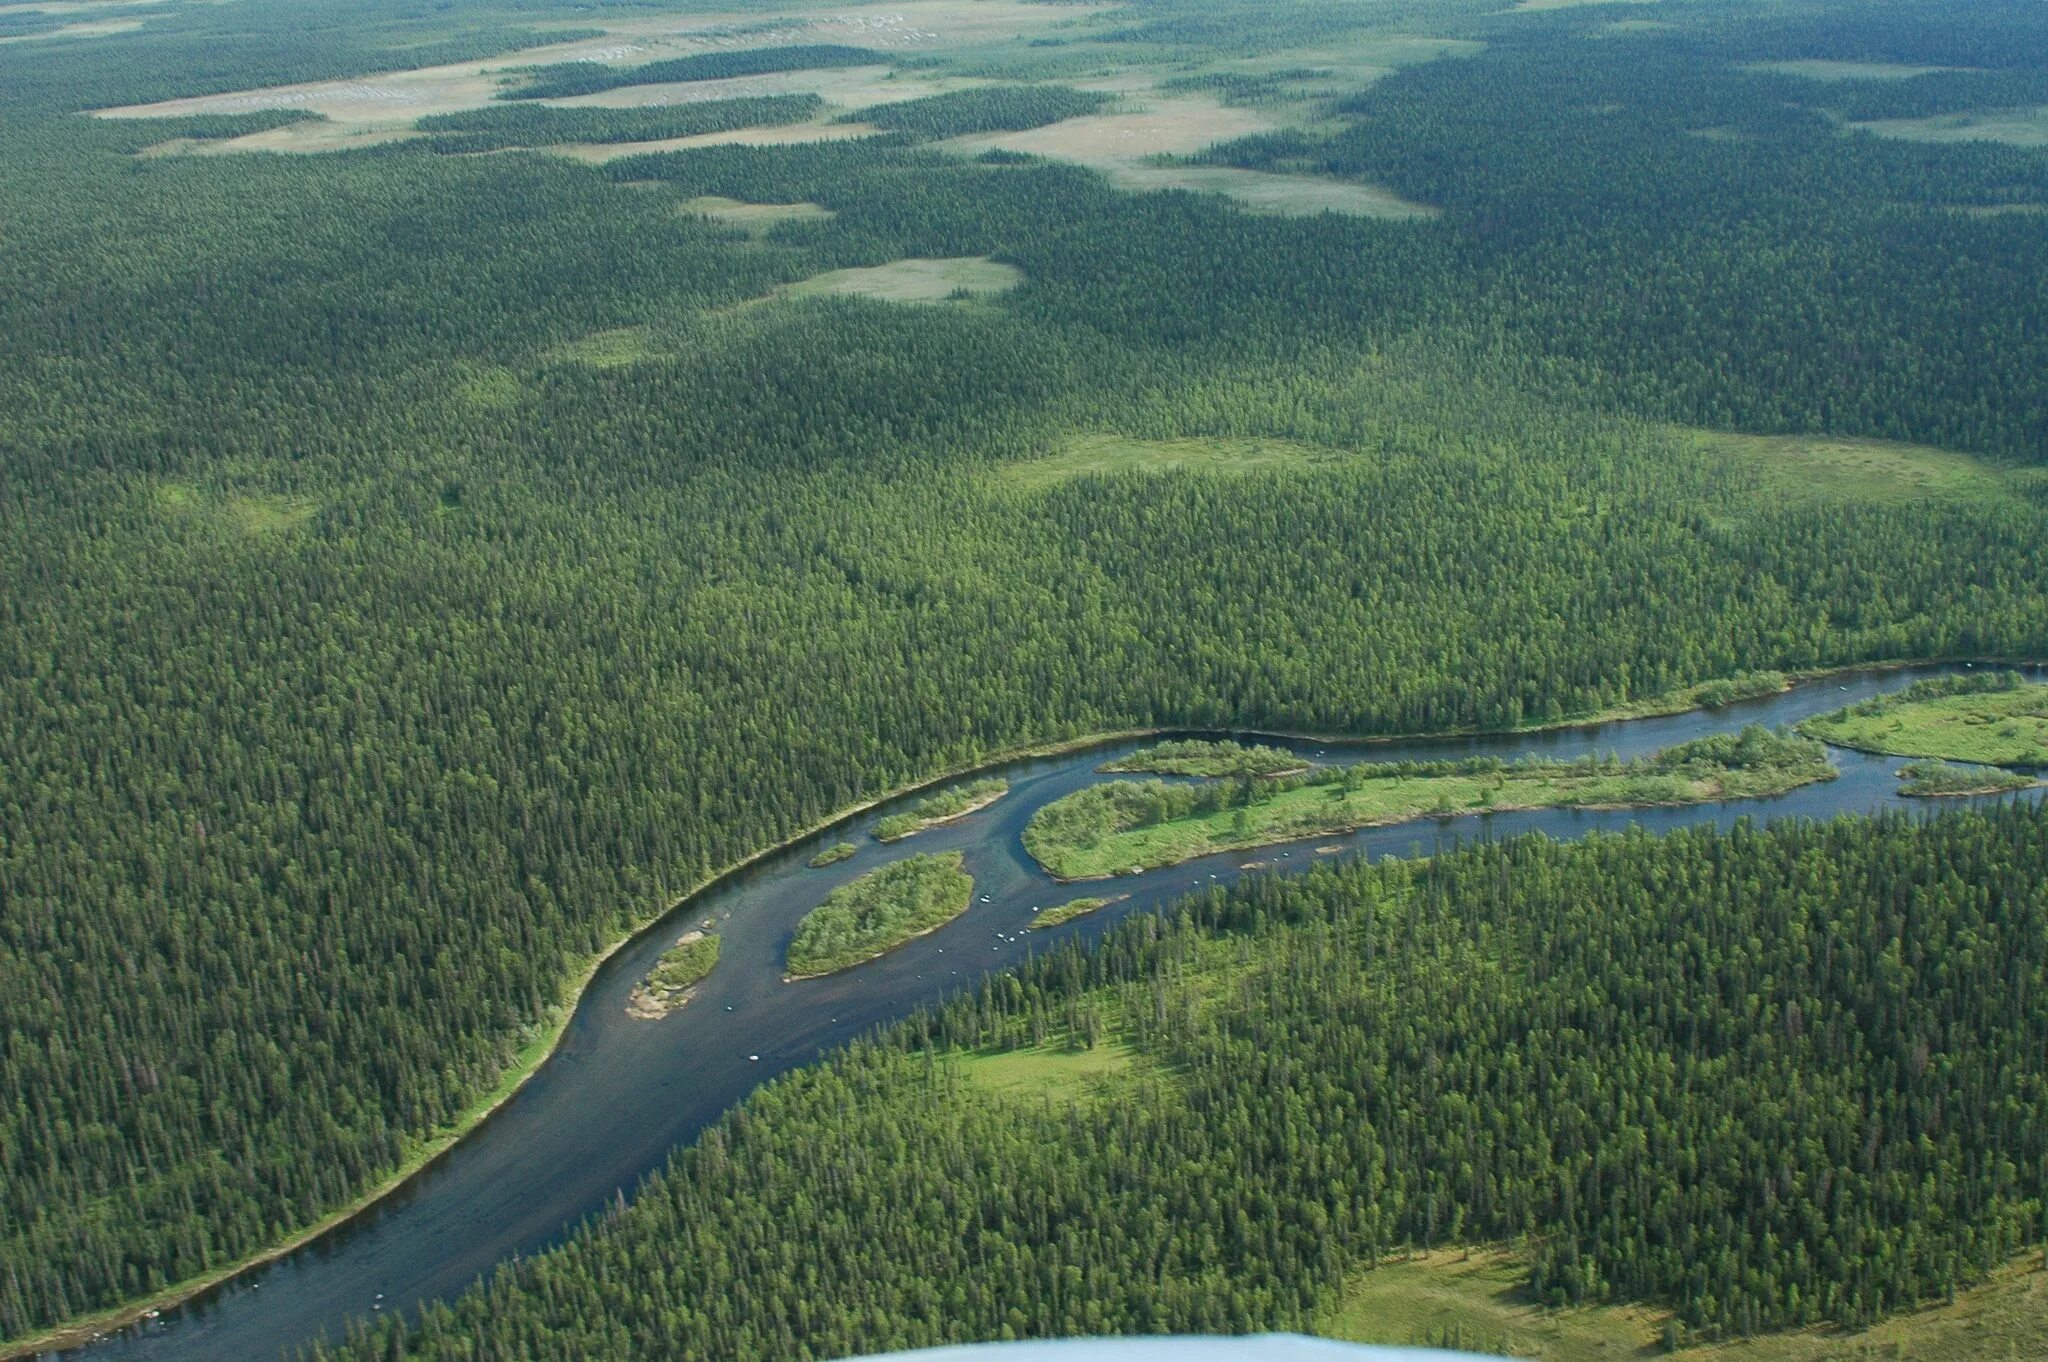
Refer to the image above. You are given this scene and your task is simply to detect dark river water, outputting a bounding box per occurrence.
[58,663,2046,1362]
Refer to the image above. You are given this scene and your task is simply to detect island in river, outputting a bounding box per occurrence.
[786,851,975,979]
[873,777,1008,842]
[1025,727,1834,880]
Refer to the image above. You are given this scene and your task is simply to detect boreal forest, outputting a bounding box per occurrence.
[4,0,2048,1357]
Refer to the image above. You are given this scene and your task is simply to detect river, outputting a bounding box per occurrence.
[57,663,2046,1361]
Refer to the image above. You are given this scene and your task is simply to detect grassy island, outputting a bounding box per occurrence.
[626,932,720,1021]
[807,842,858,869]
[1101,739,1309,778]
[1897,760,2040,798]
[1801,672,2048,767]
[787,852,974,979]
[1030,895,1123,930]
[874,777,1008,842]
[1025,727,1833,880]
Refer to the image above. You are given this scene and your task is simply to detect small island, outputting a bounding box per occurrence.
[626,930,721,1020]
[1896,759,2040,798]
[1801,671,2048,767]
[873,777,1008,842]
[1029,894,1127,929]
[1025,726,1833,880]
[787,851,974,979]
[807,841,858,869]
[1101,738,1309,778]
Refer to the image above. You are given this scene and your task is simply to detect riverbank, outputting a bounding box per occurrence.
[15,657,2037,1359]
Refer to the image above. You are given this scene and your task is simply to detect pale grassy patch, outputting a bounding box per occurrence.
[545,119,876,164]
[1000,433,1348,490]
[0,0,173,14]
[954,1041,1136,1104]
[156,483,318,536]
[938,94,1431,218]
[1323,1248,2048,1362]
[1513,0,1655,10]
[1853,107,2048,147]
[547,326,657,368]
[0,16,142,43]
[1686,428,2023,508]
[91,1,1103,129]
[542,65,979,113]
[1744,59,1969,82]
[781,256,1023,305]
[680,196,835,233]
[138,124,422,157]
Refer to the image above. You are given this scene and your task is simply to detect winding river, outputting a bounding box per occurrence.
[54,664,2047,1362]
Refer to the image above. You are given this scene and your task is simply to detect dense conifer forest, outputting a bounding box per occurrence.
[4,0,2048,1349]
[324,807,2048,1357]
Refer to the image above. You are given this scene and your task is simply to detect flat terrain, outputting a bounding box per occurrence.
[547,119,876,163]
[680,196,835,233]
[90,1,1095,138]
[1323,1248,2048,1362]
[955,1041,1135,1104]
[937,93,1435,218]
[0,16,141,43]
[1687,428,2027,508]
[1000,433,1349,490]
[782,256,1024,305]
[1744,59,1967,81]
[1802,681,2048,767]
[1854,108,2048,147]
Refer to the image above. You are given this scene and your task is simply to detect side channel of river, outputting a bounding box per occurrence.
[63,663,2046,1362]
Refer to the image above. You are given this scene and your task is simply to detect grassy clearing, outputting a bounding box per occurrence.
[875,776,1008,841]
[1107,164,1437,219]
[680,196,834,234]
[0,16,141,43]
[1102,739,1307,778]
[1854,108,2048,147]
[786,851,973,979]
[1687,427,2023,508]
[546,326,657,369]
[782,256,1023,305]
[1744,60,1966,82]
[548,120,876,163]
[999,433,1346,489]
[156,483,319,537]
[1321,1247,2048,1362]
[1029,895,1119,929]
[1512,0,1654,11]
[807,841,858,869]
[1026,728,1833,880]
[1801,674,2048,767]
[955,1040,1135,1103]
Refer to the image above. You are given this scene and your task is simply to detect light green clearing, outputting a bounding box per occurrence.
[1030,895,1115,929]
[807,841,858,869]
[546,326,657,369]
[1000,432,1348,490]
[680,196,835,234]
[874,776,1008,842]
[955,1040,1135,1103]
[1512,0,1654,11]
[1743,60,1967,82]
[1322,1247,2048,1362]
[781,256,1024,305]
[1026,738,1832,881]
[1854,108,2048,147]
[0,16,142,44]
[156,483,319,536]
[786,850,974,978]
[1685,427,2024,508]
[1101,163,1438,220]
[1802,683,2048,767]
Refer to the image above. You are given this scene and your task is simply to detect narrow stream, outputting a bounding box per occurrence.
[61,664,2045,1362]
